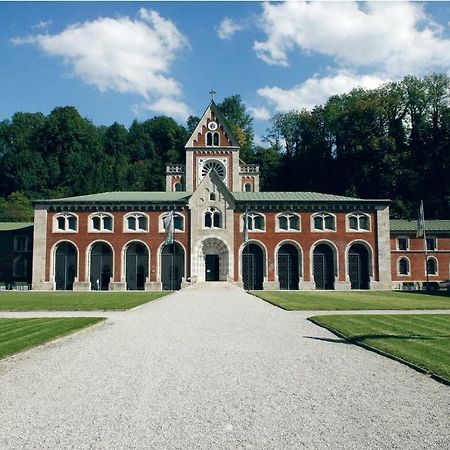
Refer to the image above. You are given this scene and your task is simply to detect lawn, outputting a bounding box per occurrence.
[252,290,450,311]
[0,291,169,311]
[0,317,105,360]
[309,314,450,381]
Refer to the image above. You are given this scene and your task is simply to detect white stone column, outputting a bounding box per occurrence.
[32,206,54,290]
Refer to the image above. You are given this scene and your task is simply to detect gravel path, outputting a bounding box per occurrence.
[0,284,448,449]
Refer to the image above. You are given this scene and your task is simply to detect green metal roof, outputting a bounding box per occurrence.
[36,191,192,204]
[390,219,450,233]
[232,191,388,203]
[0,222,33,231]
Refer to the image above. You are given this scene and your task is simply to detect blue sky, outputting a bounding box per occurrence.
[2,1,450,143]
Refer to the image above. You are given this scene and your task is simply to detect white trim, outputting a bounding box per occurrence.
[239,211,266,232]
[158,211,186,233]
[275,212,301,232]
[345,212,371,232]
[396,235,410,251]
[88,212,114,233]
[86,240,115,287]
[426,236,438,251]
[13,235,29,252]
[123,212,149,233]
[193,237,231,282]
[156,240,187,283]
[311,212,337,232]
[237,239,268,283]
[345,239,375,280]
[310,239,339,283]
[121,240,151,285]
[426,256,439,276]
[274,240,303,281]
[50,240,80,286]
[52,212,79,233]
[397,256,411,276]
[203,207,222,229]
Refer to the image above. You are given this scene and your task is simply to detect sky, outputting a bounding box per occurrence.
[2,1,450,143]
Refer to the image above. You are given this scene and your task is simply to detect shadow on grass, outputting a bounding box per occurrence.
[396,290,450,298]
[305,334,450,344]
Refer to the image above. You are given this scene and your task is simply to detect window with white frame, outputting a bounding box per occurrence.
[209,192,216,201]
[347,213,370,231]
[173,182,182,192]
[206,132,220,146]
[427,257,438,275]
[204,208,221,228]
[277,213,300,231]
[13,236,28,252]
[397,237,409,251]
[160,213,184,232]
[244,212,265,231]
[54,213,77,232]
[426,237,437,251]
[398,257,410,275]
[90,213,113,232]
[244,183,252,192]
[312,213,336,231]
[124,213,148,232]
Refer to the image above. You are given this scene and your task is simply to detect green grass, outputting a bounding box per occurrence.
[310,314,450,381]
[0,317,105,360]
[252,290,450,311]
[0,291,169,311]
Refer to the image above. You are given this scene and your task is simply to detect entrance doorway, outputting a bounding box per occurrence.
[55,242,77,290]
[161,242,184,290]
[277,243,299,290]
[126,242,148,290]
[242,243,264,290]
[348,243,370,289]
[205,254,220,281]
[313,243,335,290]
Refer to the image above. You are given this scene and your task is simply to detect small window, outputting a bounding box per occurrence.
[125,213,148,232]
[313,213,335,231]
[427,258,438,275]
[244,183,252,192]
[245,213,265,231]
[277,213,300,231]
[13,256,27,277]
[14,236,28,252]
[348,213,370,231]
[206,132,213,146]
[55,213,78,232]
[90,214,113,232]
[174,182,182,192]
[398,258,409,275]
[426,237,437,251]
[397,238,409,251]
[174,215,184,231]
[209,192,216,201]
[213,132,219,146]
[204,208,221,229]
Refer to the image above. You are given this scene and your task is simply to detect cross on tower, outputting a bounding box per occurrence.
[209,89,216,101]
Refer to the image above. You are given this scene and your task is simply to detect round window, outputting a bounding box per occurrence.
[201,159,226,181]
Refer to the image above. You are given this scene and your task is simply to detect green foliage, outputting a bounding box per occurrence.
[0,192,33,221]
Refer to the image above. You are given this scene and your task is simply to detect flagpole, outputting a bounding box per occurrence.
[422,202,429,290]
[172,204,176,291]
[246,204,250,291]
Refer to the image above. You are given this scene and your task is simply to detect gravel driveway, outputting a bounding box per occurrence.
[0,284,448,449]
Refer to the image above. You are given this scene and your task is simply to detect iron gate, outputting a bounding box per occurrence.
[278,254,298,290]
[348,252,369,289]
[313,251,334,290]
[161,244,184,290]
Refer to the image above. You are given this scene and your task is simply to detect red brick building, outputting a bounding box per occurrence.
[30,100,418,291]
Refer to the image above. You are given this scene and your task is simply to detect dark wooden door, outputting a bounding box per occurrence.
[205,254,220,281]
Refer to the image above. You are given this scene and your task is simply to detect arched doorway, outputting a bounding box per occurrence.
[348,243,370,289]
[313,243,335,290]
[277,243,299,290]
[198,238,229,282]
[126,242,148,290]
[161,242,184,290]
[242,243,264,290]
[90,242,112,290]
[55,242,77,290]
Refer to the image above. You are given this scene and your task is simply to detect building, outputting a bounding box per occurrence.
[21,100,450,292]
[29,100,398,291]
[0,222,33,289]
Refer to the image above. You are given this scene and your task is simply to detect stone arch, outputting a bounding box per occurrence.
[53,241,78,290]
[239,240,267,290]
[311,240,338,290]
[123,241,150,290]
[88,241,114,290]
[347,241,371,289]
[196,237,229,282]
[275,240,302,290]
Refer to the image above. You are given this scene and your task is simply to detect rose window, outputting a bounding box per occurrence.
[201,160,226,181]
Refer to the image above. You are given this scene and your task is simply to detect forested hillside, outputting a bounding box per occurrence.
[1,76,449,221]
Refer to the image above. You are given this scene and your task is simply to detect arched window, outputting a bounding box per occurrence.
[206,132,212,146]
[160,213,184,232]
[54,213,78,232]
[204,208,221,228]
[209,192,216,201]
[277,213,300,231]
[398,257,410,275]
[427,257,438,275]
[14,236,28,252]
[244,212,265,231]
[312,213,336,231]
[173,182,182,192]
[213,132,219,146]
[90,213,113,232]
[206,132,219,146]
[124,213,148,232]
[347,213,370,231]
[244,183,252,192]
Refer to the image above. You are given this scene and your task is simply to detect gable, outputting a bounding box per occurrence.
[185,101,240,148]
[188,169,235,208]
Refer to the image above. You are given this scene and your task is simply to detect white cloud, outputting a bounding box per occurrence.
[217,17,243,40]
[258,71,389,112]
[135,97,191,121]
[13,9,189,112]
[32,20,52,30]
[247,105,271,121]
[254,1,450,77]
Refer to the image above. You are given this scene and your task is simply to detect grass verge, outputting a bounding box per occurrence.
[309,314,450,382]
[252,290,450,311]
[0,317,105,360]
[0,291,170,311]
